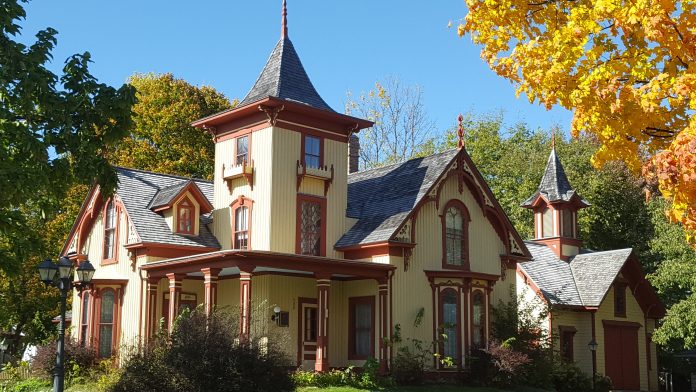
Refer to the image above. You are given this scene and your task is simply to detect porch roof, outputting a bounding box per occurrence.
[141,250,395,280]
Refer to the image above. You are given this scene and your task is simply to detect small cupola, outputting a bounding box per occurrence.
[522,137,589,260]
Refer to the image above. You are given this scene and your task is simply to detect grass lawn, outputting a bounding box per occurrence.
[297,387,508,392]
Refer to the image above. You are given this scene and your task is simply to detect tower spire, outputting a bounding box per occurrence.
[551,128,556,149]
[281,0,288,38]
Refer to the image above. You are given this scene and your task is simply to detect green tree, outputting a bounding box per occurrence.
[0,0,135,273]
[111,73,234,179]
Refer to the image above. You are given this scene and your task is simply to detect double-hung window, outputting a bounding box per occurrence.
[234,206,249,249]
[103,200,116,260]
[98,290,116,358]
[349,296,374,359]
[236,136,249,165]
[304,136,321,168]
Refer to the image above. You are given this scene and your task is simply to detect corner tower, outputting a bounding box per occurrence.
[522,138,589,260]
[192,1,372,256]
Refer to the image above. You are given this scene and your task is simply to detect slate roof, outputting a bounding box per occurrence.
[336,149,459,248]
[522,147,589,207]
[238,37,334,112]
[115,168,220,249]
[148,181,192,210]
[521,242,632,307]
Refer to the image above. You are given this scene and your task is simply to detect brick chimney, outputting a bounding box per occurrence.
[348,135,360,174]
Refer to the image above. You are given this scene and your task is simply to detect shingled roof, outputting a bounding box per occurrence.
[115,168,220,249]
[336,150,459,248]
[522,147,589,207]
[520,242,632,307]
[238,37,333,112]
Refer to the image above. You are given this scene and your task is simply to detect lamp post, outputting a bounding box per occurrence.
[38,256,95,392]
[588,339,598,390]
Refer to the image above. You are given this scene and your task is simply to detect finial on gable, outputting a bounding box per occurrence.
[281,0,288,38]
[457,113,465,150]
[551,128,556,149]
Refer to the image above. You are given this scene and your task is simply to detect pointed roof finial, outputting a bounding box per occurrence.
[281,0,288,38]
[457,113,465,150]
[551,128,556,149]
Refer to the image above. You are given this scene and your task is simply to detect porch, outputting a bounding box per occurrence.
[141,250,395,371]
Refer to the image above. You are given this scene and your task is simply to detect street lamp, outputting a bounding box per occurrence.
[38,255,95,392]
[588,339,598,390]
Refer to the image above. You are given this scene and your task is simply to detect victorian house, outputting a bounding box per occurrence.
[516,144,665,391]
[61,3,662,389]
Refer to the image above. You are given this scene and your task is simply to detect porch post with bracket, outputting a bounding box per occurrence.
[239,265,254,341]
[146,277,159,339]
[202,268,221,316]
[377,277,389,374]
[166,273,184,333]
[315,273,331,372]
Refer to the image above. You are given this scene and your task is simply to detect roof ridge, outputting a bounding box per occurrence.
[115,166,212,184]
[348,148,458,178]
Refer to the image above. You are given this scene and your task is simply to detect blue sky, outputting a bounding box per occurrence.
[20,0,572,136]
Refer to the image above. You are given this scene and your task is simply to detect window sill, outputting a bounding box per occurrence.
[101,258,118,266]
[222,161,254,189]
[297,161,333,196]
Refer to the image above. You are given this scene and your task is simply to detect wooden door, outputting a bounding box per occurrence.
[604,324,640,390]
[298,298,318,370]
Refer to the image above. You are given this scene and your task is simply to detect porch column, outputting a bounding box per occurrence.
[202,268,221,316]
[167,273,184,333]
[239,265,254,341]
[146,277,159,339]
[377,277,389,374]
[315,273,331,372]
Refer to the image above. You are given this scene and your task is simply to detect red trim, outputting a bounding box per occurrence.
[342,242,413,260]
[102,198,120,265]
[175,196,195,235]
[94,287,120,358]
[602,319,642,328]
[78,291,92,347]
[440,199,471,270]
[558,325,577,361]
[315,278,330,371]
[348,296,376,360]
[126,242,219,259]
[437,288,462,367]
[301,134,324,168]
[233,133,251,166]
[150,181,213,214]
[470,289,486,349]
[296,194,327,257]
[230,195,254,250]
[425,270,499,282]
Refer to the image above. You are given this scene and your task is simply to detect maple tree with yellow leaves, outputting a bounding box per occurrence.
[459,0,696,245]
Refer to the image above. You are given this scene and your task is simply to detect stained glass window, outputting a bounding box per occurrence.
[300,200,321,256]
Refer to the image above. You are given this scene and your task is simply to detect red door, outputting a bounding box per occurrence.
[604,324,640,390]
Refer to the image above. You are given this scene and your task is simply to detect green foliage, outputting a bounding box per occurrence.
[291,359,393,389]
[31,338,98,381]
[111,73,234,180]
[0,0,135,273]
[4,378,51,392]
[113,308,293,392]
[550,359,594,392]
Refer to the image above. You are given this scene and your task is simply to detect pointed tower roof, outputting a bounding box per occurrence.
[237,1,333,112]
[522,144,589,208]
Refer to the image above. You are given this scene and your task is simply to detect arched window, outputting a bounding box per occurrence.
[439,288,460,362]
[98,290,116,358]
[542,207,554,238]
[231,196,253,250]
[471,290,486,348]
[234,206,249,249]
[442,200,469,269]
[177,198,194,235]
[80,292,91,347]
[103,200,117,260]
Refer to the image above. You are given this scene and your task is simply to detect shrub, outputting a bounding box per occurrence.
[6,377,51,392]
[551,359,593,392]
[113,308,294,392]
[391,345,426,385]
[593,373,612,392]
[31,339,98,379]
[483,339,531,387]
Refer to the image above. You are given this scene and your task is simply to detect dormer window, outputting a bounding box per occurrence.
[103,200,117,261]
[236,135,249,165]
[177,198,194,235]
[303,135,322,168]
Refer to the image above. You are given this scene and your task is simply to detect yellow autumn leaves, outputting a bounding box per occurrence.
[459,0,696,244]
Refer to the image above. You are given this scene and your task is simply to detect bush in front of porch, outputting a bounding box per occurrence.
[112,308,294,392]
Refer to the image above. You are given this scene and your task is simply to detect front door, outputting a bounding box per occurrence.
[604,324,640,390]
[298,298,318,370]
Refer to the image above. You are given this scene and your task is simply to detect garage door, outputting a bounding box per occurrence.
[604,322,640,390]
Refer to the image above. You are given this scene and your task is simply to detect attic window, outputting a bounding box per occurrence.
[236,135,249,165]
[614,282,627,317]
[303,135,321,169]
[177,199,194,235]
[103,200,117,261]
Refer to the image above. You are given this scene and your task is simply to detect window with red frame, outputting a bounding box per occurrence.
[177,199,194,234]
[304,307,317,342]
[236,135,249,165]
[299,199,322,255]
[233,205,249,249]
[559,328,575,361]
[444,206,467,266]
[542,207,553,238]
[103,200,116,260]
[349,296,374,359]
[439,288,460,360]
[472,290,485,348]
[304,135,321,168]
[80,292,90,347]
[614,282,627,317]
[98,290,116,358]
